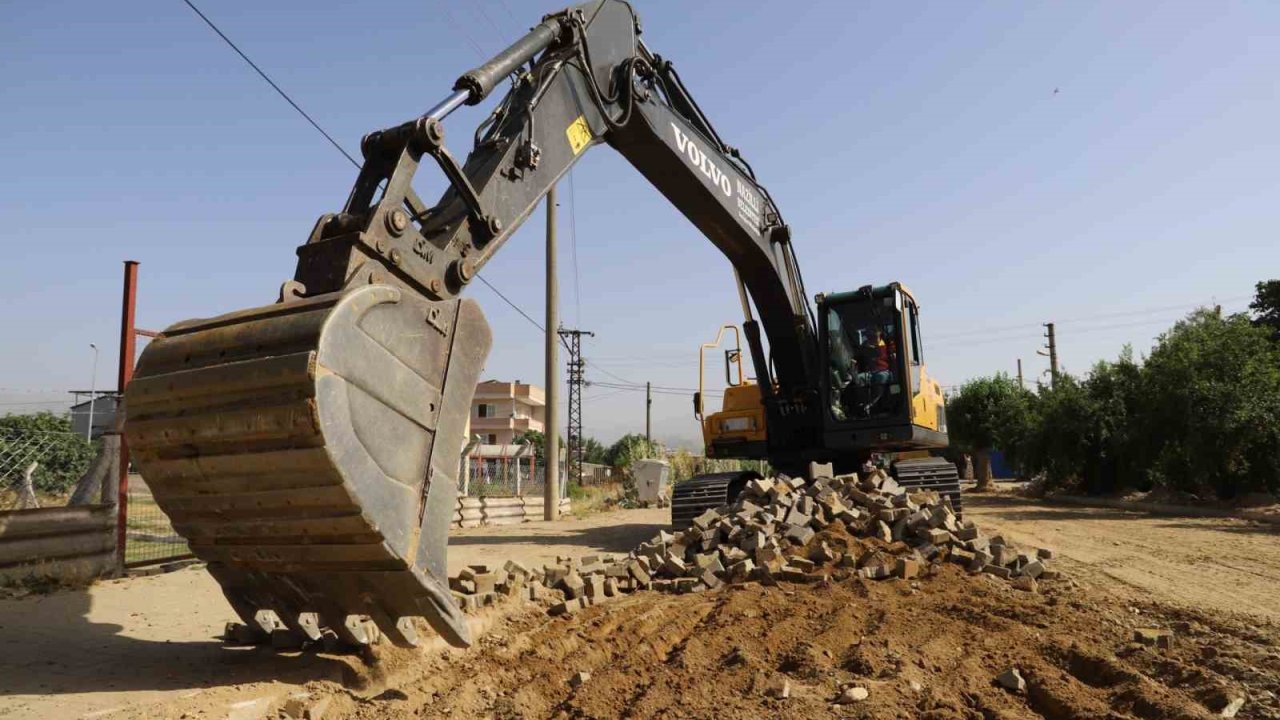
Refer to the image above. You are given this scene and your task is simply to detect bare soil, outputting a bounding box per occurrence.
[966,492,1280,622]
[3,498,1279,719]
[322,562,1275,720]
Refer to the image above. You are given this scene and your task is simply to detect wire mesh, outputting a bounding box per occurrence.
[0,428,86,510]
[125,473,192,567]
[460,455,568,499]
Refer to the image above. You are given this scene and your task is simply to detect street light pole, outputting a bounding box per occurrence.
[87,343,99,441]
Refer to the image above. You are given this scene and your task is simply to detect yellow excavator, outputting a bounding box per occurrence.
[123,0,958,652]
[674,282,958,527]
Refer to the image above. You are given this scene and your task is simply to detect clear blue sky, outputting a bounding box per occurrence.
[2,1,1276,446]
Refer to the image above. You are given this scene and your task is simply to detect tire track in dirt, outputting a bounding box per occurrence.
[966,494,1280,622]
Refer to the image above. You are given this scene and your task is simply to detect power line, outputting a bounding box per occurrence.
[435,0,489,58]
[928,296,1252,341]
[590,358,693,369]
[931,308,1250,349]
[589,380,719,396]
[178,0,553,341]
[495,0,519,23]
[179,0,360,170]
[472,2,506,37]
[585,352,692,363]
[582,387,632,402]
[475,276,545,332]
[0,400,70,407]
[590,363,641,386]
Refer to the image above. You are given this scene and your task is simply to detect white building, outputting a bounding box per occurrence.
[471,380,546,445]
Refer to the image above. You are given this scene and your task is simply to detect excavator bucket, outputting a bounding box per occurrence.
[123,284,491,648]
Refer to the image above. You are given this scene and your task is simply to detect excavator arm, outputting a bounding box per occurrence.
[296,1,816,397]
[124,0,821,651]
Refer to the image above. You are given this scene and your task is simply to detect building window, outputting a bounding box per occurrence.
[486,434,498,444]
[477,403,497,418]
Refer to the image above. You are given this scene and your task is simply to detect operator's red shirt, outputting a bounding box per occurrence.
[873,340,891,372]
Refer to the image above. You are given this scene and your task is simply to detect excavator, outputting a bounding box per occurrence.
[123,0,960,653]
[675,281,960,528]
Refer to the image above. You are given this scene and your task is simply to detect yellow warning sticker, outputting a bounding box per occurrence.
[566,116,592,155]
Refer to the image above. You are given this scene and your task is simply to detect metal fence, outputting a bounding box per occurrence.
[0,428,119,584]
[460,455,569,499]
[0,428,87,510]
[125,473,191,567]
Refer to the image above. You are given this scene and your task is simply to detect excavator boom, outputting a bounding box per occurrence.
[125,1,826,649]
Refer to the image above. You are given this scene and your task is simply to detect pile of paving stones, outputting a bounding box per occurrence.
[449,470,1059,616]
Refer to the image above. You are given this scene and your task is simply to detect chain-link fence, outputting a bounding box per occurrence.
[0,427,91,511]
[460,455,568,499]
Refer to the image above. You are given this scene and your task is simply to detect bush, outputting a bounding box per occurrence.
[1022,350,1146,495]
[981,305,1280,500]
[0,412,97,494]
[945,374,1036,481]
[605,433,662,476]
[665,449,766,483]
[1140,310,1280,498]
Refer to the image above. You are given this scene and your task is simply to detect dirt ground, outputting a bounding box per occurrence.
[966,493,1280,623]
[2,495,1278,719]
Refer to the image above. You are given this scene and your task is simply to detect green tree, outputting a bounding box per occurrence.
[1250,279,1280,341]
[605,433,662,474]
[512,429,566,461]
[1021,351,1145,495]
[1077,350,1146,493]
[1140,309,1280,498]
[945,374,1036,489]
[581,437,608,464]
[0,412,97,494]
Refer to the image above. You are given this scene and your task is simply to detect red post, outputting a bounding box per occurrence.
[116,260,139,568]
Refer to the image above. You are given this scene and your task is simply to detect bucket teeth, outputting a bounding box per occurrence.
[339,615,376,646]
[124,285,492,650]
[296,613,323,642]
[392,617,421,648]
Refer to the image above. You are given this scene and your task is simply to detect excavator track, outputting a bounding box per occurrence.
[671,471,761,530]
[124,285,490,648]
[672,459,962,530]
[892,456,963,516]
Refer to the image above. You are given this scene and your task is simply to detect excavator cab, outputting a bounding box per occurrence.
[695,282,946,463]
[679,283,957,529]
[817,283,948,453]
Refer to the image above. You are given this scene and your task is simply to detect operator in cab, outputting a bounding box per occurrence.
[853,326,895,416]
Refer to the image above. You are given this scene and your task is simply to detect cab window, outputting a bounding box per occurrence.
[908,302,922,366]
[824,296,905,421]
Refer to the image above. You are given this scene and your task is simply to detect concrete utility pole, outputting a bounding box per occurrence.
[1016,358,1024,390]
[645,381,652,443]
[1039,323,1059,388]
[544,188,560,521]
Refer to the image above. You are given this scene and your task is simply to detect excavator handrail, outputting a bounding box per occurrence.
[695,324,744,422]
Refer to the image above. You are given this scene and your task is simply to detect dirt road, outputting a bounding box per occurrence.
[967,493,1280,621]
[0,509,666,719]
[2,497,1277,719]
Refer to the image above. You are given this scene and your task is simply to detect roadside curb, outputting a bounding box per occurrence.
[1034,494,1280,527]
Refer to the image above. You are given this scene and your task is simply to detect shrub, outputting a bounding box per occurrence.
[0,412,97,494]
